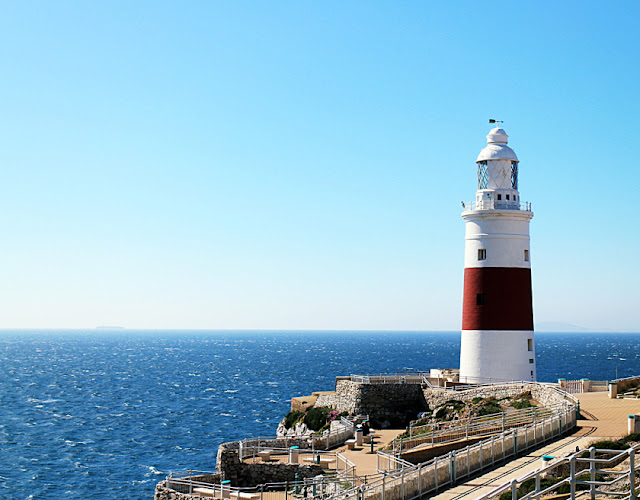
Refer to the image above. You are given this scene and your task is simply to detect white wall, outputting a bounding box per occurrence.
[459,330,536,382]
[463,211,533,269]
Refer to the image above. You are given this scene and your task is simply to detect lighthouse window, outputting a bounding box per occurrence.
[511,161,518,189]
[478,249,487,260]
[524,250,529,262]
[497,194,502,200]
[529,359,534,364]
[506,194,510,200]
[476,293,486,305]
[528,339,533,351]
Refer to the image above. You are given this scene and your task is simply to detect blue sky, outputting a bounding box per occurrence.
[0,1,638,331]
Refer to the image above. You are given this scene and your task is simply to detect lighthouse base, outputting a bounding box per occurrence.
[459,330,536,383]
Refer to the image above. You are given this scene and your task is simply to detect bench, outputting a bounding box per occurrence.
[303,456,335,468]
[258,449,273,462]
[230,492,260,500]
[363,432,376,444]
[345,439,357,450]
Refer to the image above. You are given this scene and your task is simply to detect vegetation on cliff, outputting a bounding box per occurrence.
[283,407,347,432]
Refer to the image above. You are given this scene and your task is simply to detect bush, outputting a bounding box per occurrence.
[304,406,332,431]
[284,411,304,429]
[477,398,503,416]
[512,399,535,410]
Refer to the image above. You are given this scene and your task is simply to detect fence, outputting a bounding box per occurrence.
[476,443,640,500]
[392,404,563,455]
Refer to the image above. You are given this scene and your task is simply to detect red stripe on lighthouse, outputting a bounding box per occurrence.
[462,267,533,331]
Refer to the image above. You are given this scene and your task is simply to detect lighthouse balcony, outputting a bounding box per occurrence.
[462,200,532,212]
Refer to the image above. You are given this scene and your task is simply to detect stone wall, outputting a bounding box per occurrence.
[615,377,640,393]
[423,383,569,410]
[216,440,323,487]
[315,380,428,428]
[315,379,567,429]
[155,480,210,500]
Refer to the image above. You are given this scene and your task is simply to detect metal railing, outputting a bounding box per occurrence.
[462,200,532,211]
[392,404,563,455]
[239,419,355,461]
[166,472,358,500]
[336,405,577,500]
[349,372,431,385]
[477,443,640,500]
[377,451,413,472]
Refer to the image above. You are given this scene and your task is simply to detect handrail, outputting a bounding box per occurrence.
[393,405,562,454]
[377,450,413,472]
[462,200,532,211]
[350,372,431,384]
[476,443,640,500]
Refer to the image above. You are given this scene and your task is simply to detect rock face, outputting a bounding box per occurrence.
[276,420,312,438]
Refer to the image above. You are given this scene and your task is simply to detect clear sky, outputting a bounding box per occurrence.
[0,1,638,331]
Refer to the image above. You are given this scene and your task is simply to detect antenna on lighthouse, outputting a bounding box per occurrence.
[489,119,504,125]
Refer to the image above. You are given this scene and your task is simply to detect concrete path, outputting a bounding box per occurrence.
[334,428,405,477]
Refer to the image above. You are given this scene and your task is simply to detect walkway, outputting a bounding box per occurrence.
[427,392,640,500]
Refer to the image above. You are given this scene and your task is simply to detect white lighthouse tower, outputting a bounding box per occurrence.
[459,126,536,382]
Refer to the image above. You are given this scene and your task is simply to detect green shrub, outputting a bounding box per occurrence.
[589,440,627,450]
[304,406,332,431]
[477,398,503,416]
[621,432,640,443]
[284,411,304,429]
[512,399,535,409]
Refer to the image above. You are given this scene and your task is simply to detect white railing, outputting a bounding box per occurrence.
[476,443,640,500]
[462,200,532,211]
[393,404,563,454]
[239,419,355,461]
[166,473,356,500]
[337,405,577,500]
[336,452,357,479]
[377,450,413,472]
[350,372,431,384]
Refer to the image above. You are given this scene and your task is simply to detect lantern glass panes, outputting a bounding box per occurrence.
[511,161,518,190]
[477,161,488,189]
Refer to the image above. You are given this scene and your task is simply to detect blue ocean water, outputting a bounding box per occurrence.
[0,330,638,499]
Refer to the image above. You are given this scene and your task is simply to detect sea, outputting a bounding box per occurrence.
[0,330,638,500]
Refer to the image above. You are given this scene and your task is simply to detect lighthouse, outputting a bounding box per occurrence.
[459,126,535,383]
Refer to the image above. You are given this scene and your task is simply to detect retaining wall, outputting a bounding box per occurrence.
[315,380,428,427]
[315,380,569,428]
[216,441,323,487]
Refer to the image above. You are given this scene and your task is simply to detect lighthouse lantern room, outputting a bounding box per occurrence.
[459,127,535,382]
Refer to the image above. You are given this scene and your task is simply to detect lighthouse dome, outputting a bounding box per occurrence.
[476,127,518,162]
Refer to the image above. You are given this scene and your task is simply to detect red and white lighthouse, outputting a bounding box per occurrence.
[459,126,536,382]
